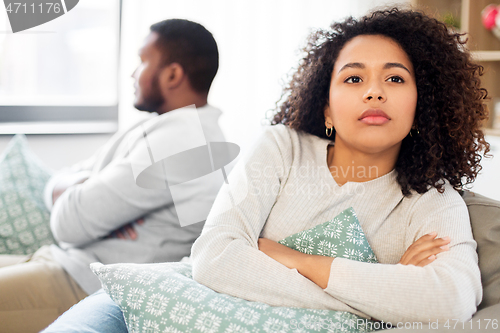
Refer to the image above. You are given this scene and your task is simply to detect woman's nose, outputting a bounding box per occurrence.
[363,83,386,102]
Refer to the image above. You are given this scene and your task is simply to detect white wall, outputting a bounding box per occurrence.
[468,135,500,201]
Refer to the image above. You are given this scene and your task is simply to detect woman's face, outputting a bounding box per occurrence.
[325,34,417,156]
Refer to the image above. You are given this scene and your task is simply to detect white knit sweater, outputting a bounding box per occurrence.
[191,124,482,324]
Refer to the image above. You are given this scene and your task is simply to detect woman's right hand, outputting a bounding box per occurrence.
[398,232,450,267]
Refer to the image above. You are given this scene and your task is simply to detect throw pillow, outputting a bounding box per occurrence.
[278,207,377,263]
[92,207,380,333]
[0,134,54,254]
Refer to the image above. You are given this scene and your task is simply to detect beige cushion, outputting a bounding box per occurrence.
[462,190,500,310]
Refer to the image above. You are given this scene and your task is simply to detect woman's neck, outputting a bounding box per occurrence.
[327,139,400,186]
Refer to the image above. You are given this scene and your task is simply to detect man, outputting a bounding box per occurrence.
[0,19,224,333]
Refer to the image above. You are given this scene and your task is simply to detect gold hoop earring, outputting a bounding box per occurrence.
[326,127,333,137]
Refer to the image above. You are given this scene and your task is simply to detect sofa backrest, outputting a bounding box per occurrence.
[462,190,500,310]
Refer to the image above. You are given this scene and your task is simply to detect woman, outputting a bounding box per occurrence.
[191,8,489,324]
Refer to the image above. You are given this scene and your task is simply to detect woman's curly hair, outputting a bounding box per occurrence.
[271,7,490,196]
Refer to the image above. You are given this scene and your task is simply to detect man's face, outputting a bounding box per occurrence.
[132,32,165,113]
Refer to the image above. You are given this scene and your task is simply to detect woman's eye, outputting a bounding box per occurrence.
[388,76,404,83]
[345,76,362,84]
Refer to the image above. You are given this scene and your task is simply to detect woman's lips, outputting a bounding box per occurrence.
[359,109,390,125]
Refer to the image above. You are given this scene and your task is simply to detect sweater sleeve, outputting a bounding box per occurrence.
[324,186,482,323]
[43,127,134,211]
[50,161,172,247]
[43,146,102,212]
[191,126,365,315]
[50,122,174,247]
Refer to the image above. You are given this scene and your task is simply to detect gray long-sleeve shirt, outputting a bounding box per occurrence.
[48,105,226,294]
[191,124,482,324]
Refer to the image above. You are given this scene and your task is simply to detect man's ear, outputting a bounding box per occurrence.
[159,63,185,90]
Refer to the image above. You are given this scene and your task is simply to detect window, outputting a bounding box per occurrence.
[0,0,121,133]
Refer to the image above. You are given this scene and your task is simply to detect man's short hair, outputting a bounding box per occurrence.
[150,19,219,94]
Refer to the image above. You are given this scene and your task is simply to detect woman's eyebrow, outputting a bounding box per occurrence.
[338,62,411,74]
[338,62,364,73]
[383,62,411,74]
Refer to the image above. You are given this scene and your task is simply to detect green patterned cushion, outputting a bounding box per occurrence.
[92,207,379,333]
[279,207,377,263]
[0,135,54,254]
